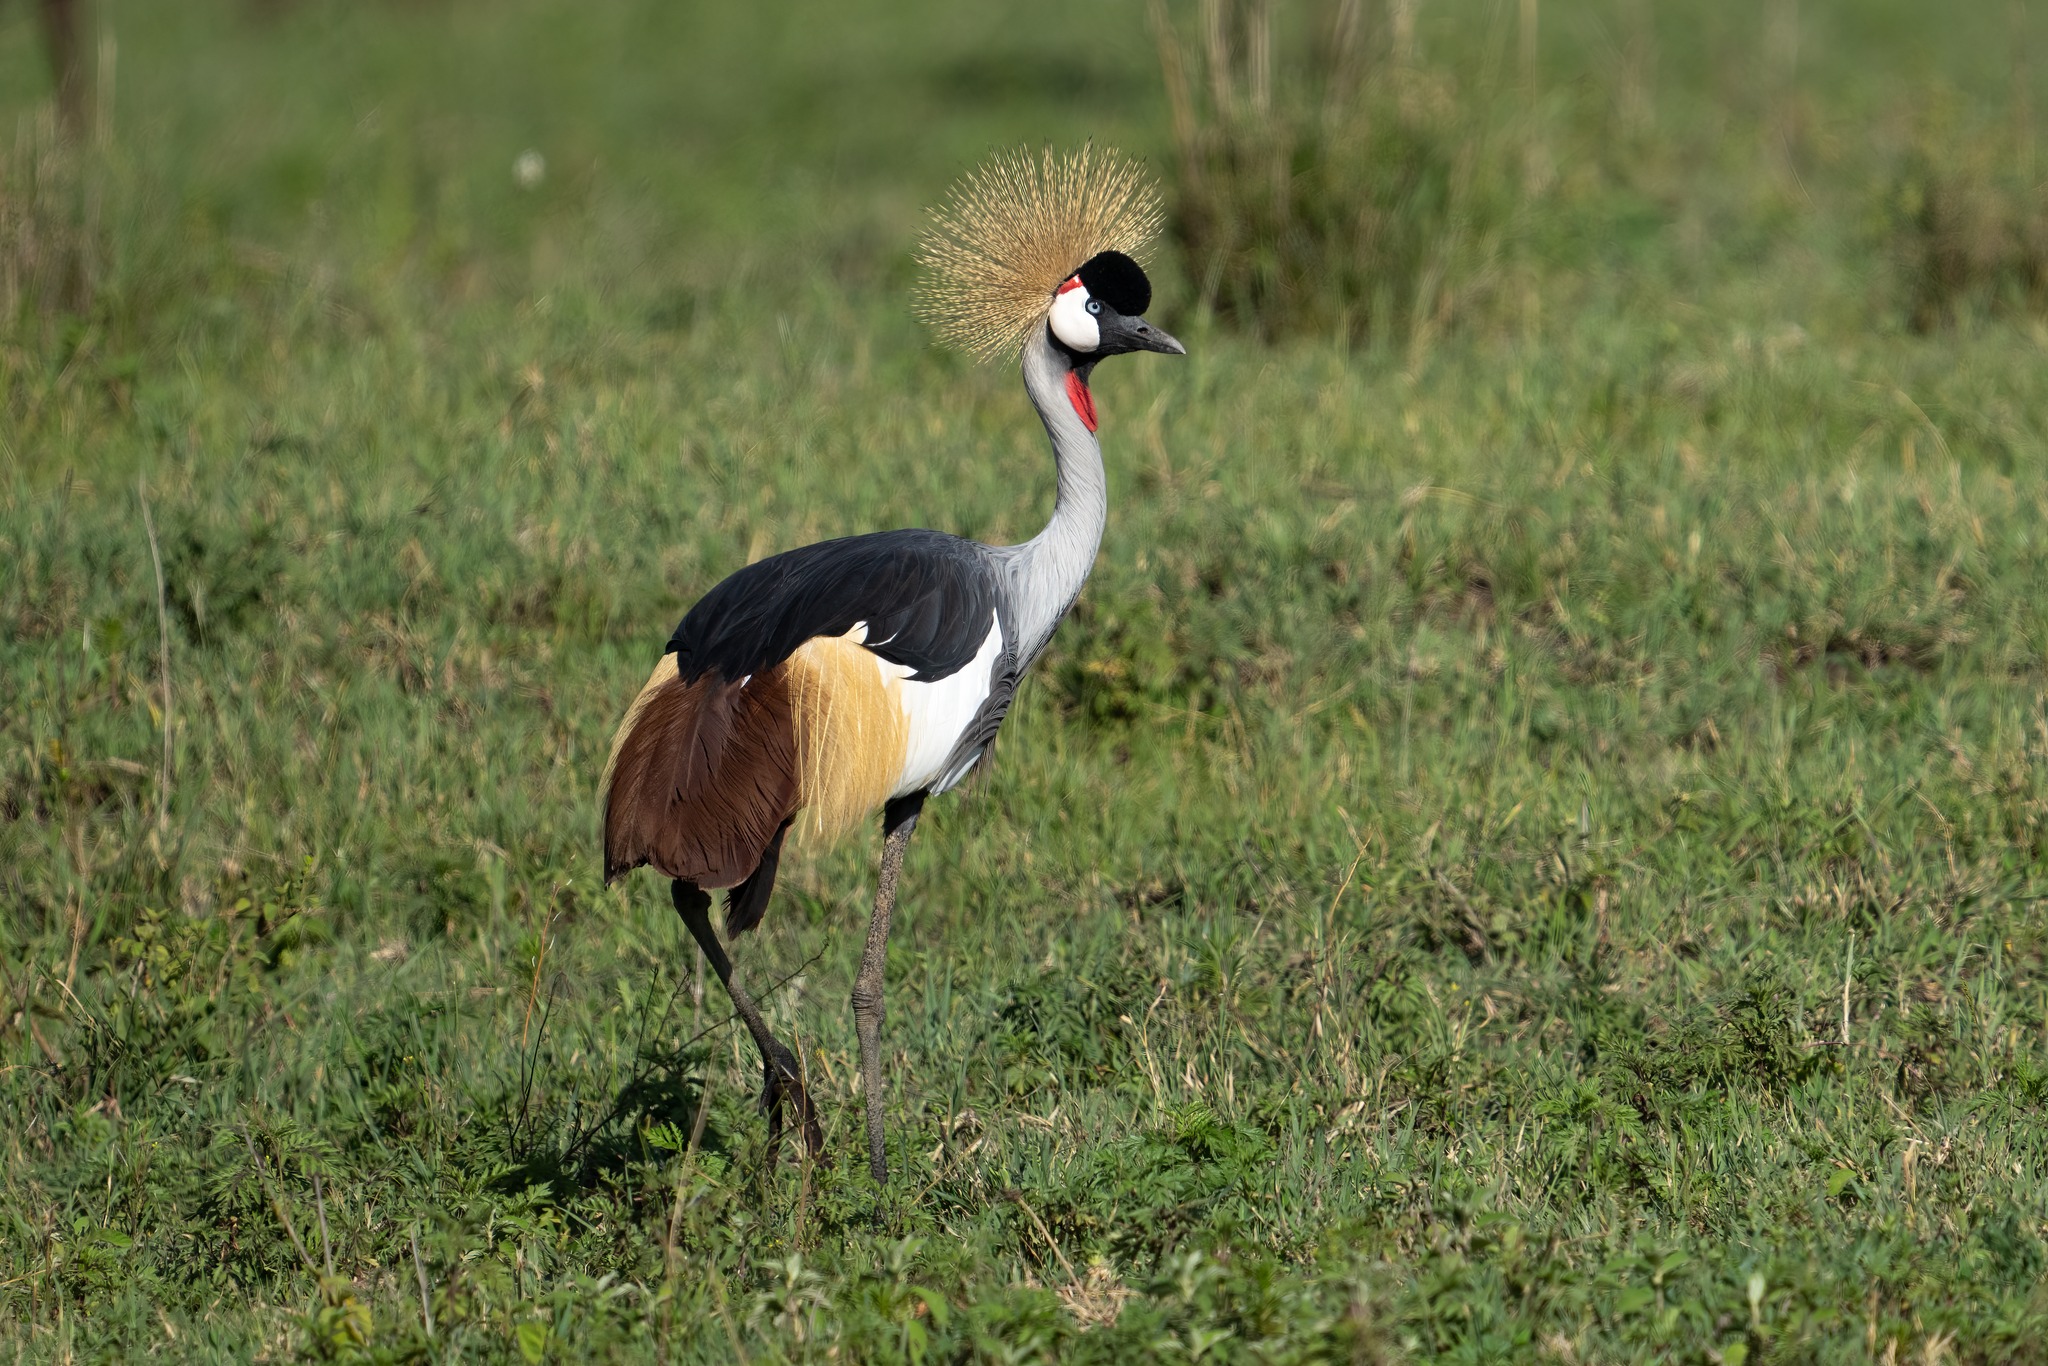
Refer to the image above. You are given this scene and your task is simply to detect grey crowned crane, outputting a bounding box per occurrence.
[601,147,1183,1183]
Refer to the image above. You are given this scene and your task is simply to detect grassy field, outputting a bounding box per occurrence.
[5,0,2048,1361]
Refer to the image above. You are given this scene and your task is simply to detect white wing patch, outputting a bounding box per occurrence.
[873,613,1003,798]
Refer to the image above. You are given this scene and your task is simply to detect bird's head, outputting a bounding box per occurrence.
[1045,249,1186,364]
[915,146,1187,390]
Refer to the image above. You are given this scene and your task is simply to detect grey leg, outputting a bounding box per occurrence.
[671,882,823,1165]
[852,793,924,1184]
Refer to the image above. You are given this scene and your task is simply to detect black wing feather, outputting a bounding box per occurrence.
[665,529,1001,684]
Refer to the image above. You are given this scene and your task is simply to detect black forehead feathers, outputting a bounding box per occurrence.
[1074,250,1151,316]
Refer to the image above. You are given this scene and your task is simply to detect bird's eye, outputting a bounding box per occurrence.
[1086,299,1102,315]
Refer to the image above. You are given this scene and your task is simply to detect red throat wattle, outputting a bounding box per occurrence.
[1064,371,1098,433]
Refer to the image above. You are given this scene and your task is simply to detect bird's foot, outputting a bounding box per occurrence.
[760,1050,829,1168]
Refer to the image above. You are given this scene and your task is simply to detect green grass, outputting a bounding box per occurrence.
[5,0,2048,1361]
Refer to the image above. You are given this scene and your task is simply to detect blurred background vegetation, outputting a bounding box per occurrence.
[5,0,2046,362]
[4,0,2048,1362]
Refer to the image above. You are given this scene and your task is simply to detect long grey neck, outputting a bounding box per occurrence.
[994,325,1107,666]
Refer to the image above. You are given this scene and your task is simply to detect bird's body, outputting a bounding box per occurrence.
[605,325,1107,891]
[604,529,1006,887]
[601,147,1182,1181]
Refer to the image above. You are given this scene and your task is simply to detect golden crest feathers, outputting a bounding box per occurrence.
[915,145,1163,364]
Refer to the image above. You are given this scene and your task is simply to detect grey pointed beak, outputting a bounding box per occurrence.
[1131,318,1186,356]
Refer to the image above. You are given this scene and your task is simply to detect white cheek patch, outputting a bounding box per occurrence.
[1047,285,1100,352]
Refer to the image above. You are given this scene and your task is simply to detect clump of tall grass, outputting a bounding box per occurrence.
[1890,120,2048,332]
[0,111,100,329]
[1149,0,1511,344]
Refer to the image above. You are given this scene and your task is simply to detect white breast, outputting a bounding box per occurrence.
[874,613,1003,798]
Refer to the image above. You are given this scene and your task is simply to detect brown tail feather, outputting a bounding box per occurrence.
[723,817,791,936]
[603,658,799,889]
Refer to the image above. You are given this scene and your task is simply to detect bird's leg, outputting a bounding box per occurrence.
[670,881,823,1166]
[852,792,924,1184]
